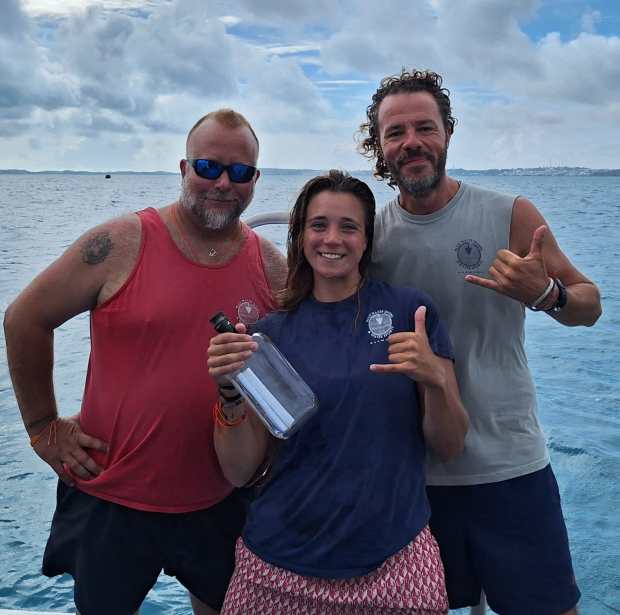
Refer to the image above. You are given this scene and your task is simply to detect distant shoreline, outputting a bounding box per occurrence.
[1,167,619,177]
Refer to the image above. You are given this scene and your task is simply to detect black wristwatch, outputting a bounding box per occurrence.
[545,278,567,313]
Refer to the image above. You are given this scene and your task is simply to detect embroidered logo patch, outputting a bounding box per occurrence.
[237,300,260,325]
[455,239,483,270]
[367,310,394,343]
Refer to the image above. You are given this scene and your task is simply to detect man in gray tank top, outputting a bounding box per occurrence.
[359,69,601,615]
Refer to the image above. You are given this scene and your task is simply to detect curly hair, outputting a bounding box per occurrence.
[358,69,456,186]
[279,170,376,311]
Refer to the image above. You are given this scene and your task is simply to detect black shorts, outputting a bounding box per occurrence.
[42,482,246,615]
[427,464,581,615]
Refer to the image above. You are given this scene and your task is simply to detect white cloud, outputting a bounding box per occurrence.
[219,15,241,26]
[234,0,343,25]
[266,44,320,55]
[316,80,370,85]
[2,0,619,171]
[0,0,79,120]
[581,8,601,33]
[22,0,165,15]
[531,32,620,106]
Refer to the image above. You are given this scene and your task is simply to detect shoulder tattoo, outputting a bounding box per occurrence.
[81,231,113,265]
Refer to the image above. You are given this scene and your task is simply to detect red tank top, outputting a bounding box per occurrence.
[74,207,276,512]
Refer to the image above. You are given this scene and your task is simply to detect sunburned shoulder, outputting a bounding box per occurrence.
[77,212,142,268]
[6,213,143,323]
[70,213,144,307]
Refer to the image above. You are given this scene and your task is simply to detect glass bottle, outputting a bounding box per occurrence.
[210,312,318,439]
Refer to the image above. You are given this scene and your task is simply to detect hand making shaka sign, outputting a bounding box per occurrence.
[465,224,551,306]
[370,306,447,389]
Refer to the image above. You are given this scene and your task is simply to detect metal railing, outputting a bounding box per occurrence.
[246,211,290,228]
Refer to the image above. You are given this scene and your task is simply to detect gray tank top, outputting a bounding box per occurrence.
[370,182,549,485]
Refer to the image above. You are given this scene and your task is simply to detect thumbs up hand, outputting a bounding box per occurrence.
[370,306,446,388]
[465,225,551,305]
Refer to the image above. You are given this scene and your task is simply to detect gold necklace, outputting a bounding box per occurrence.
[171,205,217,260]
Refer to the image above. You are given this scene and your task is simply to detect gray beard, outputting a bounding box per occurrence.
[202,207,240,231]
[180,184,245,230]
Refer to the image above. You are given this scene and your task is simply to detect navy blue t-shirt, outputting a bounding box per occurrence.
[243,279,453,578]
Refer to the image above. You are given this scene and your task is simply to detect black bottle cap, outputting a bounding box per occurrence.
[210,312,236,333]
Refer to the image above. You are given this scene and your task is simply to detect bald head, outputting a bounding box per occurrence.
[186,109,259,156]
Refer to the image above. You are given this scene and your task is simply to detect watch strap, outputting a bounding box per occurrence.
[545,278,567,313]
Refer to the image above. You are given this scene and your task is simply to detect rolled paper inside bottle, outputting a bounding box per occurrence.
[235,369,295,436]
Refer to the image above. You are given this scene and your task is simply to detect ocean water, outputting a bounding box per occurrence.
[0,172,618,614]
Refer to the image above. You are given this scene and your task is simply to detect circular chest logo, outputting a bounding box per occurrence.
[455,239,483,269]
[237,300,260,325]
[367,310,394,340]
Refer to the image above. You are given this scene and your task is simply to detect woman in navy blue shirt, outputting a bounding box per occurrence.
[207,170,468,614]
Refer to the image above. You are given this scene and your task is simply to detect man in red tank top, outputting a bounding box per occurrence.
[4,109,287,615]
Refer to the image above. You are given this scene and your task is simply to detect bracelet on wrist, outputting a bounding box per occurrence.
[221,398,245,421]
[527,277,554,311]
[212,400,246,428]
[30,417,59,448]
[220,391,242,406]
[545,278,568,314]
[27,413,58,432]
[221,395,244,407]
[537,284,559,311]
[218,384,241,401]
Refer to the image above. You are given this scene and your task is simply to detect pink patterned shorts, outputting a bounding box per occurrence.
[221,526,449,614]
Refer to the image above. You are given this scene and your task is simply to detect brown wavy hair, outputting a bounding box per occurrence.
[279,170,376,311]
[358,69,456,187]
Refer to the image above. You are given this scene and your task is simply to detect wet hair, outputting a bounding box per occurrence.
[279,170,376,311]
[358,68,456,186]
[186,108,259,154]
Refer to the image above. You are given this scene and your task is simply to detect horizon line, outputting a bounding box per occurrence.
[1,165,619,175]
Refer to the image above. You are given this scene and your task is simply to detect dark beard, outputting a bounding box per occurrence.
[389,145,448,198]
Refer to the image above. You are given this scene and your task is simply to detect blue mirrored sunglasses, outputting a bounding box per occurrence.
[188,159,257,183]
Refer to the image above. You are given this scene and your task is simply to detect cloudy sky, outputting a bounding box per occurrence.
[2,0,619,171]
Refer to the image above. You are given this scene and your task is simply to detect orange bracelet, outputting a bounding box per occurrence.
[212,400,246,428]
[30,418,59,447]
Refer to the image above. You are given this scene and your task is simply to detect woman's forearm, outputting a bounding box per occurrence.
[421,359,469,462]
[213,403,270,487]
